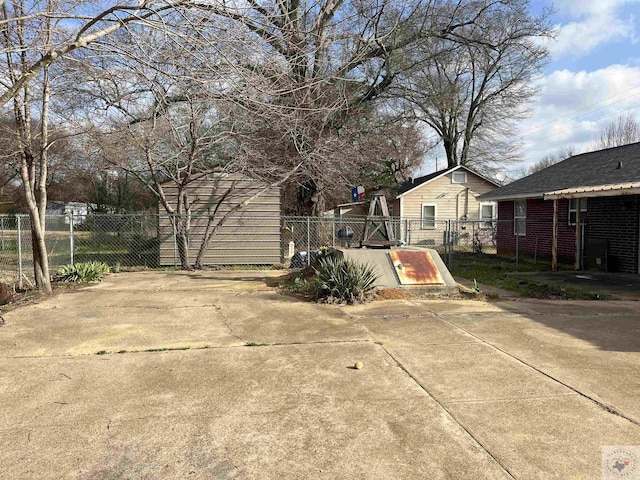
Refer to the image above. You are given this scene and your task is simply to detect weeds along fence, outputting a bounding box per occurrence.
[1,214,157,288]
[3,213,566,288]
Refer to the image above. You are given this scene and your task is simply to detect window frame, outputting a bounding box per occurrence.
[479,202,496,229]
[568,198,587,226]
[514,200,526,236]
[451,171,467,184]
[421,203,437,229]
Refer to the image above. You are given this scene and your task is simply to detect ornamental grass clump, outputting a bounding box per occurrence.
[315,256,378,304]
[56,261,111,283]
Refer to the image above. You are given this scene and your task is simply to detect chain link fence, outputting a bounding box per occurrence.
[3,214,580,288]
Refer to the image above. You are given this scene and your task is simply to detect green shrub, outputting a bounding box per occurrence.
[315,256,378,304]
[55,261,111,283]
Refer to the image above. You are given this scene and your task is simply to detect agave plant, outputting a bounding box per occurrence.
[315,256,378,304]
[56,261,111,283]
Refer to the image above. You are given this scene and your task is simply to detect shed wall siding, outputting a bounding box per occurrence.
[158,174,281,266]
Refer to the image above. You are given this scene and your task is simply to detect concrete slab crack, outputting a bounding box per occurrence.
[211,300,248,345]
[443,393,579,405]
[349,315,515,478]
[435,315,640,429]
[377,343,517,480]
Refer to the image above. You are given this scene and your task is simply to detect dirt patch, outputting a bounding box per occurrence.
[0,282,15,305]
[375,288,413,300]
[0,282,87,316]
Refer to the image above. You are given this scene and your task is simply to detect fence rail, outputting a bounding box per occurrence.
[3,213,572,288]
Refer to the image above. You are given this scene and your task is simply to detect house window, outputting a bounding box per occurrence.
[514,200,526,236]
[568,198,587,226]
[479,202,496,228]
[452,171,467,184]
[422,204,437,229]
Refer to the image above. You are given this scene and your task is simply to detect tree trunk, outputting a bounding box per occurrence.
[310,183,326,216]
[442,138,458,168]
[176,220,191,270]
[27,208,52,293]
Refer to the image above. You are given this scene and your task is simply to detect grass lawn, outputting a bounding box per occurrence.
[449,253,615,300]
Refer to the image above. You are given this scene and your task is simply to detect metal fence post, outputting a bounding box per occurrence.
[69,213,75,265]
[448,220,453,267]
[331,218,336,247]
[581,219,585,271]
[306,217,311,266]
[17,215,23,289]
[515,221,520,268]
[472,220,475,253]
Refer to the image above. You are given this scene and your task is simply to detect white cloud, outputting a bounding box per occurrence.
[514,64,640,172]
[547,0,638,58]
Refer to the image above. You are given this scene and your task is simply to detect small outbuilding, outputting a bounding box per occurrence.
[158,172,282,266]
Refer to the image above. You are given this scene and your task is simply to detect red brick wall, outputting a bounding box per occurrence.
[585,196,639,273]
[496,196,640,273]
[496,199,576,264]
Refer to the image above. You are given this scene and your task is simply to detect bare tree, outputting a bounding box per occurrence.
[183,0,522,213]
[73,0,501,255]
[0,0,199,291]
[73,18,308,268]
[594,114,640,150]
[396,0,550,171]
[0,1,189,109]
[0,118,21,190]
[350,118,435,186]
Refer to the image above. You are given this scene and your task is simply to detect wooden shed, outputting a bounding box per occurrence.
[158,173,282,266]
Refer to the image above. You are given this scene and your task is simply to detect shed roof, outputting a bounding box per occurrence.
[479,142,640,201]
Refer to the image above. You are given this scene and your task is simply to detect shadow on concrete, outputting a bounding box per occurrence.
[188,269,640,353]
[496,298,640,353]
[523,271,640,300]
[187,271,288,288]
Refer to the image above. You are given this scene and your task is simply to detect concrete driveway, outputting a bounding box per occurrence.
[1,271,639,479]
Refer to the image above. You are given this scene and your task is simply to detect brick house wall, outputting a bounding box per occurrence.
[586,196,639,273]
[496,199,576,264]
[496,196,640,273]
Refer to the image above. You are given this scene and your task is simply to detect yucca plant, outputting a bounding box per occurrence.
[56,261,111,283]
[315,256,378,304]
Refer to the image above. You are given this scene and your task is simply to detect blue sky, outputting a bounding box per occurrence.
[512,0,640,172]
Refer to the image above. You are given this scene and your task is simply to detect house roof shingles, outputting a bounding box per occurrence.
[395,165,499,197]
[394,167,458,196]
[480,142,640,201]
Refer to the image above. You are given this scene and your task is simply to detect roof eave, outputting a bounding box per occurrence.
[544,183,640,200]
[477,192,546,202]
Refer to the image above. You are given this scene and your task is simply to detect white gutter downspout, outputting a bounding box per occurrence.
[456,188,468,220]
